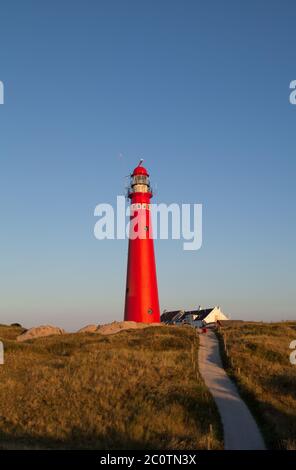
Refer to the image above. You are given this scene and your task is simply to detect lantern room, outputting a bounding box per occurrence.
[128,161,152,197]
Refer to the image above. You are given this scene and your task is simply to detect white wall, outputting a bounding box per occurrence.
[204,306,228,323]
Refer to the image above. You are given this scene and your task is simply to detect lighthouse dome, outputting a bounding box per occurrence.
[132,165,149,176]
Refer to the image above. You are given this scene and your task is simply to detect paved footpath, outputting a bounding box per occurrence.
[198,330,266,450]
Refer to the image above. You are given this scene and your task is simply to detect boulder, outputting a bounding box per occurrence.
[16,325,66,342]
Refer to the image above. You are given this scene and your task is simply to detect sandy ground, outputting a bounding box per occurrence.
[198,330,266,450]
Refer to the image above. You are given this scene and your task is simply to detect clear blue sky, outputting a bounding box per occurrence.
[0,0,295,329]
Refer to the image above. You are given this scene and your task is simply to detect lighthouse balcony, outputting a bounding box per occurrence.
[128,185,153,197]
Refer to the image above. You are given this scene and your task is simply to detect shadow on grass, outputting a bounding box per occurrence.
[215,329,296,449]
[0,424,202,450]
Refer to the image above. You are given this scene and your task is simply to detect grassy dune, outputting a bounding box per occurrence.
[218,321,296,449]
[0,324,222,450]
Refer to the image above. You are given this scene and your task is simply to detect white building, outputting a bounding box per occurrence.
[161,306,229,327]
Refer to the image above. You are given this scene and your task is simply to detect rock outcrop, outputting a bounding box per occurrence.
[16,325,66,342]
[77,321,162,336]
[77,324,99,333]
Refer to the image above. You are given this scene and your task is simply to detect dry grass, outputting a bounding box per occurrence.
[0,324,222,450]
[218,321,296,449]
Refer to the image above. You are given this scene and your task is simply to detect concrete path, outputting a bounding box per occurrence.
[198,330,266,450]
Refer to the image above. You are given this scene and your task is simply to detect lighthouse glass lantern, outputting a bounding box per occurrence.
[128,165,151,196]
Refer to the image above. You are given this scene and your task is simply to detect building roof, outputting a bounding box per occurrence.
[185,308,214,321]
[161,307,216,323]
[160,310,183,323]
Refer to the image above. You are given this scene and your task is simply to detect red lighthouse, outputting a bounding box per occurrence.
[124,161,160,323]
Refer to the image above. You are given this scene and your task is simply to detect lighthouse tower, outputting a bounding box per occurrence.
[124,161,160,323]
